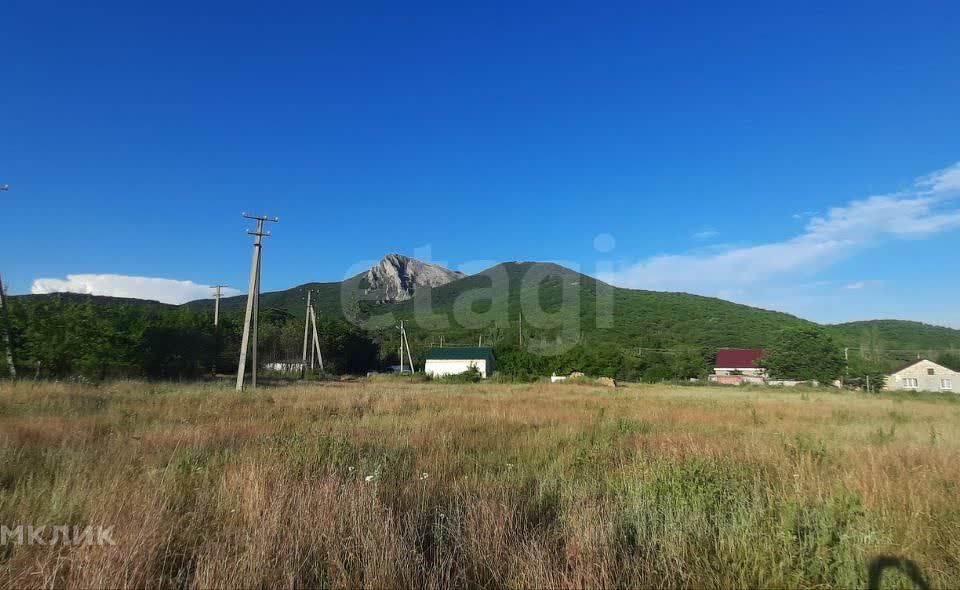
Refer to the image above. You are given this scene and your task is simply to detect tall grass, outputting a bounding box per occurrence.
[0,379,957,588]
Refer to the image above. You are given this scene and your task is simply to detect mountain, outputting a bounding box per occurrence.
[15,256,960,356]
[362,253,464,303]
[180,254,463,318]
[377,261,817,350]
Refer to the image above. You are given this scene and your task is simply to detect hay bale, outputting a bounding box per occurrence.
[597,376,617,388]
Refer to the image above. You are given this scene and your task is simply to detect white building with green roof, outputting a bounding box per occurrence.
[424,347,496,379]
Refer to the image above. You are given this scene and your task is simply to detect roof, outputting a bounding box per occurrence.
[889,359,927,374]
[715,348,765,368]
[425,346,496,362]
[888,358,957,375]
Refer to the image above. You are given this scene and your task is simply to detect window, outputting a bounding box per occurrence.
[902,377,919,389]
[927,368,935,375]
[942,378,953,390]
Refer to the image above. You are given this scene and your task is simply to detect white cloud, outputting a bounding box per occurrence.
[844,280,884,291]
[602,162,960,292]
[31,274,240,304]
[691,229,718,240]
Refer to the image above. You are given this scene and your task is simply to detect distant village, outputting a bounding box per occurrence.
[709,348,958,393]
[351,345,960,394]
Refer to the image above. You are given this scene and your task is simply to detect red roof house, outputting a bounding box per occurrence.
[715,348,765,370]
[712,348,766,384]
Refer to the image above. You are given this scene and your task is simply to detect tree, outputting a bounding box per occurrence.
[493,345,547,380]
[860,324,884,363]
[642,363,673,383]
[669,347,710,380]
[936,352,960,372]
[761,326,845,383]
[845,356,887,392]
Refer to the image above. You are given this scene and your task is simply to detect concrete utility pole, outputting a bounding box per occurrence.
[0,185,12,376]
[397,320,414,373]
[309,306,324,372]
[519,310,523,347]
[301,290,312,376]
[0,272,16,378]
[236,213,278,391]
[210,285,228,376]
[403,322,413,372]
[212,285,228,327]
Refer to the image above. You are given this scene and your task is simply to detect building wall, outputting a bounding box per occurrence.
[714,368,766,377]
[886,360,959,393]
[425,359,490,379]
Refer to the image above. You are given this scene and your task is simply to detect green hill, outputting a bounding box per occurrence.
[374,262,816,350]
[173,261,960,353]
[13,262,960,367]
[826,319,960,352]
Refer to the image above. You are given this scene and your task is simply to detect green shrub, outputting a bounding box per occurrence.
[439,366,483,384]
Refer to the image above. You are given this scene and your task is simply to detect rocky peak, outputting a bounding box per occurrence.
[365,254,464,303]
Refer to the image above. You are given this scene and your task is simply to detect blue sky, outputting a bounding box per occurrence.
[3,1,960,327]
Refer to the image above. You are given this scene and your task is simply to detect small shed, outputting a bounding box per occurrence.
[424,347,496,379]
[886,359,959,393]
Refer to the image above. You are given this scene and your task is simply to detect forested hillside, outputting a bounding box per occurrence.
[7,261,960,381]
[827,319,960,351]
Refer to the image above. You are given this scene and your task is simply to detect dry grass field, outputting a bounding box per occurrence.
[0,378,957,589]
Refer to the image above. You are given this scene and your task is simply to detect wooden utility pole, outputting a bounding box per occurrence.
[236,213,278,391]
[0,273,15,378]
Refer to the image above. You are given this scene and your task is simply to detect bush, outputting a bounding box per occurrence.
[439,365,483,384]
[643,364,673,383]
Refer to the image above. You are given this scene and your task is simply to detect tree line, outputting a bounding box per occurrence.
[0,297,377,380]
[3,296,958,386]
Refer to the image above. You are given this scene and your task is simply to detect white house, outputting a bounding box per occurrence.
[886,359,959,393]
[424,347,495,379]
